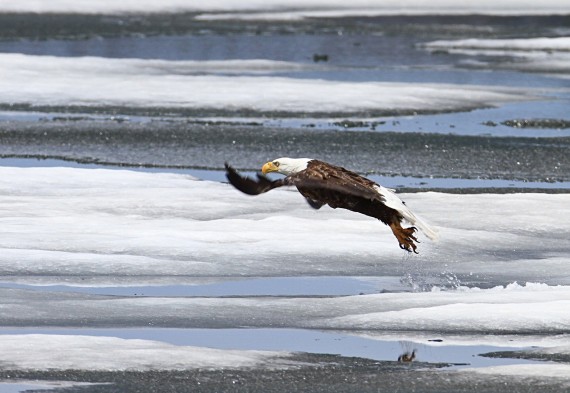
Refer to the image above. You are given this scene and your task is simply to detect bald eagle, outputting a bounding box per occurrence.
[225,158,438,253]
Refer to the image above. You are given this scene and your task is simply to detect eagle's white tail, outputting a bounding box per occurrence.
[375,185,439,241]
[405,211,439,241]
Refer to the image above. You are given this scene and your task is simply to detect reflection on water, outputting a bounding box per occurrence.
[398,341,418,363]
[397,350,416,363]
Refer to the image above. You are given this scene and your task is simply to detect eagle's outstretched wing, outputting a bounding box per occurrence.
[225,163,287,195]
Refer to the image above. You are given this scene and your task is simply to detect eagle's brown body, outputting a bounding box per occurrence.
[294,160,400,224]
[225,158,437,252]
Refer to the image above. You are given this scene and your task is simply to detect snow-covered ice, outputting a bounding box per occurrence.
[462,364,570,380]
[0,54,535,114]
[317,283,570,333]
[525,344,570,356]
[0,167,568,338]
[1,0,569,384]
[1,283,570,335]
[421,37,570,76]
[0,167,569,285]
[0,165,568,381]
[423,37,570,52]
[0,334,290,371]
[0,0,568,17]
[457,341,570,383]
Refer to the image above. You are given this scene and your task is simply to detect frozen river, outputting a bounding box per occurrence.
[0,1,570,392]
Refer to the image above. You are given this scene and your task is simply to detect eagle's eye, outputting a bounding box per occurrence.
[273,161,280,167]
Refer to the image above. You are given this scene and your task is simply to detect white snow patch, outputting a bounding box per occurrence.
[0,0,568,17]
[0,167,569,286]
[1,281,570,334]
[0,381,103,391]
[312,282,570,333]
[422,37,570,75]
[0,53,535,113]
[0,167,569,334]
[529,344,570,355]
[424,37,570,52]
[349,332,570,349]
[462,364,570,380]
[0,335,290,371]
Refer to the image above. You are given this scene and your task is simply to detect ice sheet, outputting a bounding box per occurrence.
[318,283,570,333]
[0,381,100,392]
[422,37,570,75]
[0,167,569,286]
[0,167,569,334]
[0,334,289,371]
[0,166,569,375]
[424,37,570,52]
[350,331,570,350]
[529,345,570,355]
[1,283,570,335]
[0,0,568,16]
[462,364,570,380]
[0,53,535,114]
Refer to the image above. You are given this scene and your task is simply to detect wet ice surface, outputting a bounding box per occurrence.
[0,54,538,115]
[0,381,102,393]
[421,36,570,76]
[2,0,570,15]
[0,167,568,287]
[1,3,570,392]
[0,166,569,391]
[1,121,569,185]
[4,169,567,392]
[0,335,290,371]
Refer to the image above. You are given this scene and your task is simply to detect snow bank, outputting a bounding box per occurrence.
[0,334,289,371]
[0,53,534,114]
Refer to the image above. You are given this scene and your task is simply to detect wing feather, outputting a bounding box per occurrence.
[304,198,325,209]
[225,163,286,195]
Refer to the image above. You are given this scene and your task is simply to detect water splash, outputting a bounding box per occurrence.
[399,255,463,292]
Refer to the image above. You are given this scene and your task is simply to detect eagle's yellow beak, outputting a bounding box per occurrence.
[261,161,278,174]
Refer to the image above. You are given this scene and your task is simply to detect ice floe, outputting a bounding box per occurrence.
[423,37,570,52]
[0,166,569,376]
[0,334,289,371]
[317,283,570,333]
[0,166,569,336]
[0,167,568,283]
[1,282,570,335]
[0,53,536,115]
[421,37,570,76]
[462,364,570,380]
[527,344,570,356]
[0,0,568,17]
[0,166,569,286]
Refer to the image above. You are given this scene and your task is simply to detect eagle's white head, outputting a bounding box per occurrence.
[262,157,311,176]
